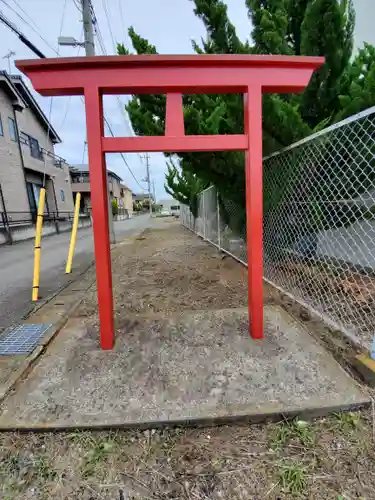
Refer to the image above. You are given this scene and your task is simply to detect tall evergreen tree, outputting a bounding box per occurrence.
[335,42,375,121]
[118,0,373,228]
[299,0,355,127]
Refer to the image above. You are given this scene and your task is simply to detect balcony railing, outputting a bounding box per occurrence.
[18,133,66,169]
[71,175,90,183]
[41,148,66,169]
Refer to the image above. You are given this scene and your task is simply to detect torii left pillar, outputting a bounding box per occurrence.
[85,87,115,346]
[16,54,323,349]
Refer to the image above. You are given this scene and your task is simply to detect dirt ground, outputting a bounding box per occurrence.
[76,220,252,324]
[0,409,374,500]
[1,220,374,499]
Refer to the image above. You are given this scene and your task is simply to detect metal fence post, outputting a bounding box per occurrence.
[202,191,206,239]
[53,212,60,234]
[217,189,221,250]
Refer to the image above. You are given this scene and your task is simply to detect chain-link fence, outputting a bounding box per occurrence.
[181,185,247,264]
[181,106,375,349]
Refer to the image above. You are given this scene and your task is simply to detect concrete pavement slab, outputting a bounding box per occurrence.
[0,305,368,430]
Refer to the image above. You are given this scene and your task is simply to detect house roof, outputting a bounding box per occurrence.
[0,71,26,110]
[120,182,131,192]
[132,193,150,200]
[70,164,123,182]
[69,164,90,173]
[9,74,61,143]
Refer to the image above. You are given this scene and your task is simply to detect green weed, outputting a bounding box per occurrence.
[293,419,314,445]
[333,412,361,433]
[270,422,292,449]
[34,456,57,481]
[81,440,114,477]
[2,454,21,475]
[279,463,307,496]
[270,419,314,449]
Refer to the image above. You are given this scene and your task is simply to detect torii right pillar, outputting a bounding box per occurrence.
[244,85,263,338]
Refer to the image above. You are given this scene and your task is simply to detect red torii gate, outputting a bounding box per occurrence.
[16,54,323,350]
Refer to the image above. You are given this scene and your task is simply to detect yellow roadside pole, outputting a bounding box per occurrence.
[32,187,46,301]
[65,192,81,274]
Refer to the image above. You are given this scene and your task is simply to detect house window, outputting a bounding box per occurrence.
[8,117,17,141]
[0,114,3,136]
[29,136,42,160]
[60,189,65,202]
[26,182,49,219]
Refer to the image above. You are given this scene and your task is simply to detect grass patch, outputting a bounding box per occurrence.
[34,455,57,481]
[0,410,374,499]
[332,411,361,433]
[293,419,315,446]
[81,439,114,478]
[270,418,315,449]
[2,454,21,476]
[270,422,292,449]
[279,462,308,496]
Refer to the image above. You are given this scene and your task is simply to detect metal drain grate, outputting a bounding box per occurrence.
[0,324,52,355]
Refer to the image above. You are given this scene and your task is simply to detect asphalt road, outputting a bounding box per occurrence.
[0,214,153,331]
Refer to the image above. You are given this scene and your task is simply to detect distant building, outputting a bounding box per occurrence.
[132,192,154,212]
[158,198,181,215]
[69,164,133,216]
[132,193,152,202]
[0,71,74,221]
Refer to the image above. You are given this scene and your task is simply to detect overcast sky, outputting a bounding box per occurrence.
[0,0,372,200]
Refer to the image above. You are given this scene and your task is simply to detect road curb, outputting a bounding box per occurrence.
[0,399,370,433]
[0,294,87,405]
[22,260,95,321]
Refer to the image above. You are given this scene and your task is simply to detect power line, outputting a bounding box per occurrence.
[7,0,145,194]
[101,0,116,51]
[10,0,46,31]
[72,0,82,12]
[0,9,46,58]
[78,5,144,190]
[58,0,68,53]
[59,28,83,130]
[0,0,57,55]
[90,0,146,191]
[7,0,80,134]
[92,0,147,169]
[118,0,126,42]
[103,117,146,191]
[94,2,133,135]
[42,0,68,187]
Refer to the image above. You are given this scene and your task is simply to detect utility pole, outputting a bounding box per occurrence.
[152,179,156,205]
[81,0,95,56]
[145,153,152,217]
[80,0,116,243]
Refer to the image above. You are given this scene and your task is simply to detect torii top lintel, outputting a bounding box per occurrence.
[16,54,324,95]
[16,54,323,154]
